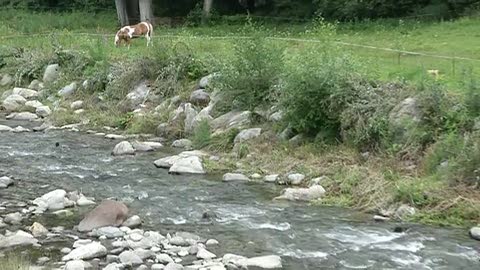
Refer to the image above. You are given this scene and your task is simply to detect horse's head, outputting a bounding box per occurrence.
[114,29,128,47]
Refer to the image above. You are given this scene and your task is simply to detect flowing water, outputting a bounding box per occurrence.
[0,119,479,269]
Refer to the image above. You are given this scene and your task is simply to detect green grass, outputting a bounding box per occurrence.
[0,255,29,270]
[1,11,479,92]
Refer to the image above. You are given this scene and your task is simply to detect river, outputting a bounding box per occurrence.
[0,119,479,269]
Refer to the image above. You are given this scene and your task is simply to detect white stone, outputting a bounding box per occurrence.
[12,126,31,133]
[36,106,52,117]
[12,87,39,99]
[171,139,193,149]
[156,254,174,264]
[61,247,72,254]
[169,156,205,175]
[105,134,127,140]
[92,226,124,239]
[470,227,480,241]
[77,195,96,206]
[64,260,92,270]
[196,248,216,260]
[119,250,143,266]
[0,125,13,132]
[73,239,93,248]
[245,255,282,269]
[33,189,74,211]
[112,141,135,156]
[6,112,38,121]
[24,100,44,109]
[71,100,84,110]
[58,82,78,97]
[4,212,22,224]
[206,239,219,246]
[222,173,250,182]
[0,176,13,188]
[43,64,60,83]
[151,264,165,270]
[274,185,326,202]
[0,230,38,248]
[62,242,107,261]
[164,262,184,270]
[122,215,142,228]
[2,94,26,112]
[234,128,262,144]
[29,222,48,237]
[264,175,279,183]
[287,173,306,185]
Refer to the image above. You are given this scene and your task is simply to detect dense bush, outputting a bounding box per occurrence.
[215,33,283,112]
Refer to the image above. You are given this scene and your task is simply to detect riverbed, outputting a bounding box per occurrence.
[0,119,479,269]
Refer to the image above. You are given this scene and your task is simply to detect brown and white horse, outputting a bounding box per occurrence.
[115,21,153,48]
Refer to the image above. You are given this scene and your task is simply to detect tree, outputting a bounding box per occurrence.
[202,0,213,24]
[139,0,153,22]
[115,0,129,26]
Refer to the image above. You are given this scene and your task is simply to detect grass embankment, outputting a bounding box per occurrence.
[0,11,479,227]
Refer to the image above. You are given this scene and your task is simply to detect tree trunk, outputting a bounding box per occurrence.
[127,0,140,24]
[139,0,154,23]
[115,0,129,26]
[202,0,213,24]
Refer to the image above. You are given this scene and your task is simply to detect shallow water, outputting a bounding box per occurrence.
[0,119,479,269]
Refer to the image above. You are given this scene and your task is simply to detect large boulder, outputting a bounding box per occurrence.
[12,87,39,99]
[36,106,52,118]
[28,79,43,91]
[0,176,13,188]
[29,222,49,238]
[0,230,38,248]
[389,97,423,143]
[43,64,60,83]
[234,128,262,144]
[169,156,205,175]
[119,250,143,266]
[211,111,252,132]
[0,125,13,132]
[395,204,416,220]
[184,103,198,135]
[198,74,216,89]
[223,254,282,269]
[274,185,325,202]
[223,173,250,182]
[33,189,75,211]
[71,100,84,110]
[131,141,154,152]
[121,81,150,111]
[154,151,208,169]
[6,112,39,121]
[286,173,306,185]
[2,94,27,112]
[77,200,129,232]
[469,227,480,241]
[189,89,210,106]
[112,141,135,156]
[171,139,193,149]
[24,100,44,110]
[65,260,93,270]
[58,82,78,97]
[62,242,107,261]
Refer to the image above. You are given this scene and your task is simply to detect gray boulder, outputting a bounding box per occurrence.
[91,226,124,239]
[28,79,43,90]
[197,248,216,260]
[71,100,84,110]
[0,230,38,248]
[469,227,480,241]
[2,94,27,112]
[64,260,93,270]
[29,222,49,237]
[62,242,107,261]
[211,111,252,131]
[36,106,52,118]
[33,189,74,211]
[112,141,135,156]
[389,97,423,143]
[131,141,154,152]
[12,126,30,133]
[122,215,142,228]
[0,125,13,132]
[171,139,193,149]
[6,112,38,121]
[0,176,13,188]
[234,128,262,144]
[190,89,210,106]
[223,173,250,182]
[287,173,306,185]
[4,212,23,224]
[245,255,282,269]
[184,103,198,135]
[199,74,216,89]
[122,80,150,111]
[119,250,143,266]
[43,64,60,83]
[169,156,206,175]
[264,174,279,183]
[58,82,78,97]
[25,100,44,110]
[165,263,184,270]
[12,87,38,99]
[395,204,416,220]
[274,185,325,202]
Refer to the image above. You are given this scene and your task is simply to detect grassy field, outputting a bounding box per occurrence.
[1,11,480,91]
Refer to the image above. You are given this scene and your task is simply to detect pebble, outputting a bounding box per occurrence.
[206,239,219,246]
[151,264,165,270]
[61,247,72,254]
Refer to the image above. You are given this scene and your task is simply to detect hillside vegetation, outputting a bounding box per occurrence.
[1,11,479,227]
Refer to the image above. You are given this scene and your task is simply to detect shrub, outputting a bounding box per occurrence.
[215,32,284,112]
[280,45,368,139]
[192,120,212,149]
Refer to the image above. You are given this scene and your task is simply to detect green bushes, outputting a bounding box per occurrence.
[215,34,283,112]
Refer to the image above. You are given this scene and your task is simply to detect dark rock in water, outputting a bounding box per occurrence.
[393,226,408,233]
[55,142,60,147]
[78,200,129,232]
[202,211,218,220]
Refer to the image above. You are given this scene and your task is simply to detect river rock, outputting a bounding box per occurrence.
[190,89,210,106]
[77,195,96,206]
[58,82,78,97]
[395,204,416,220]
[287,173,306,185]
[169,156,205,175]
[106,134,127,140]
[131,141,154,152]
[12,87,38,99]
[0,125,13,132]
[0,176,13,188]
[29,222,48,237]
[469,227,480,241]
[103,263,123,270]
[36,106,51,117]
[73,239,93,248]
[211,111,252,132]
[156,254,174,264]
[4,212,22,224]
[24,100,44,110]
[234,128,262,144]
[12,126,30,133]
[373,215,390,222]
[0,74,13,86]
[65,260,93,270]
[171,139,193,149]
[112,141,135,156]
[123,81,150,111]
[246,255,282,269]
[28,79,43,90]
[61,247,72,254]
[199,74,216,89]
[0,230,38,248]
[78,200,129,232]
[33,189,74,211]
[92,226,124,239]
[169,236,189,246]
[43,64,60,83]
[6,112,38,121]
[165,262,184,270]
[184,103,198,135]
[2,94,27,112]
[62,242,107,261]
[134,248,155,260]
[206,239,219,246]
[152,264,166,270]
[71,100,84,110]
[119,250,143,266]
[274,185,325,202]
[389,97,423,143]
[197,248,216,260]
[222,173,250,182]
[123,215,142,228]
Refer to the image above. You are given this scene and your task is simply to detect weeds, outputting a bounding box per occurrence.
[191,120,212,149]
